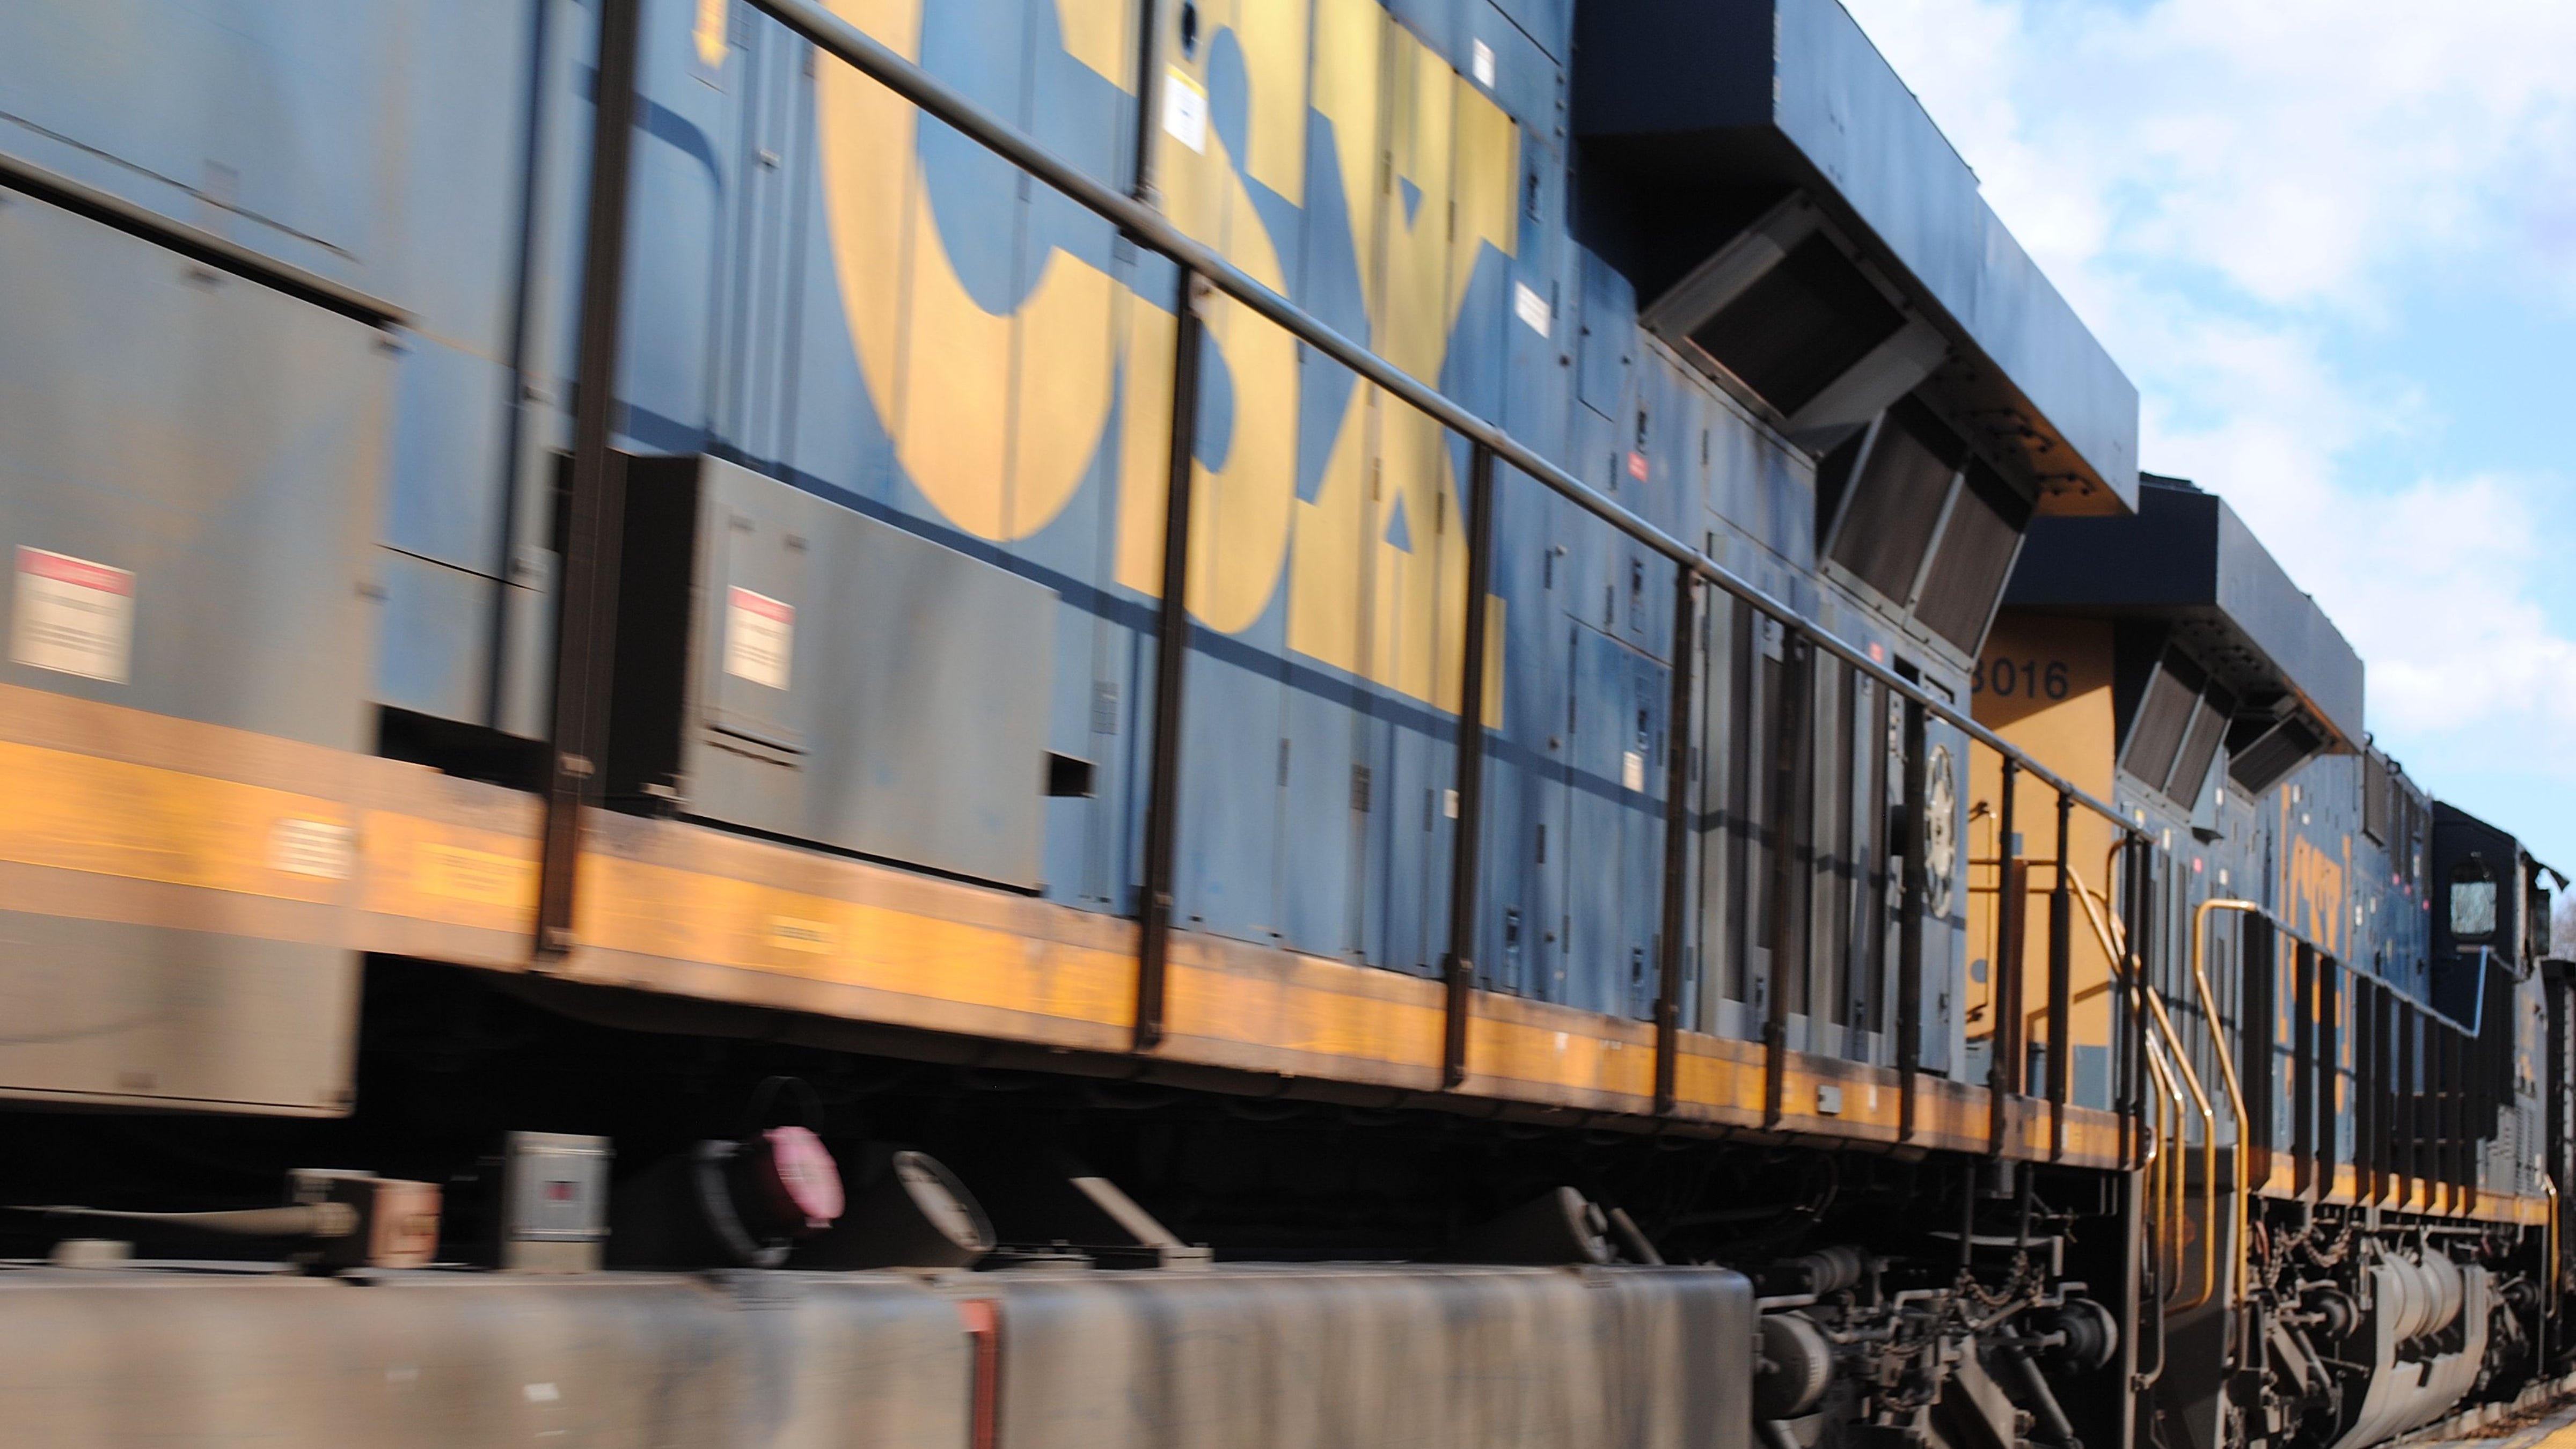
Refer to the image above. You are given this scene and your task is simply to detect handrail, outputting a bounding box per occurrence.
[734,0,2139,840]
[2140,1028,2187,1318]
[2142,983,2221,1307]
[2069,864,2220,1311]
[2191,899,2265,1308]
[2135,1030,2180,1389]
[2546,1173,2561,1324]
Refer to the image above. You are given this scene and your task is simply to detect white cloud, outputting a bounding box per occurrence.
[1842,0,2576,847]
[1853,0,2576,309]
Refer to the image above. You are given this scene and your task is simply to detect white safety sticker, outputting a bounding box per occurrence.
[724,586,794,690]
[1161,67,1209,153]
[10,547,134,684]
[269,818,356,881]
[1472,39,1497,89]
[1621,749,1646,792]
[1513,281,1552,337]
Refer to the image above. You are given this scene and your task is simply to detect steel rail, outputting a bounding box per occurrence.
[736,0,2137,841]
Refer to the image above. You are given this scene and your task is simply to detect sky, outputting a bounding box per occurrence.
[1838,0,2576,873]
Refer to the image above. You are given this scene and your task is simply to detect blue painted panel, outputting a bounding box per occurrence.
[1277,678,1362,957]
[384,341,515,574]
[1708,403,1816,573]
[1574,249,1631,422]
[1174,653,1285,942]
[1461,0,1557,131]
[0,0,394,289]
[1377,693,1452,973]
[379,0,543,355]
[1501,130,1569,466]
[375,548,499,724]
[1564,627,1619,1015]
[618,0,731,451]
[1564,625,1667,1018]
[1469,468,1552,992]
[1490,0,1569,61]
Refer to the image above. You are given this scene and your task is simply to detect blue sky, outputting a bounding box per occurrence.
[1842,0,2576,872]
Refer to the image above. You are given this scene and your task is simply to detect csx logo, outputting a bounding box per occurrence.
[816,0,1517,713]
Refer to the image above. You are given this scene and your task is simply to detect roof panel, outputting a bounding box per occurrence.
[1571,0,2140,514]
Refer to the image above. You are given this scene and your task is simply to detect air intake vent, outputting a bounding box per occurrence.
[1686,235,1905,416]
[2120,649,2206,791]
[2362,752,2392,844]
[2164,679,2235,802]
[1912,459,2033,654]
[2229,712,2327,797]
[1828,397,1964,604]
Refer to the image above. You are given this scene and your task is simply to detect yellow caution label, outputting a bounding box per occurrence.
[416,843,536,910]
[764,914,837,955]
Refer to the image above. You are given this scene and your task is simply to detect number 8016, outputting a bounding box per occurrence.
[1974,656,2069,700]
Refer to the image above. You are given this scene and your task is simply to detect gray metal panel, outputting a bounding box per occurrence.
[0,0,541,320]
[0,1265,1755,1449]
[986,1264,1755,1449]
[373,547,501,727]
[0,1270,968,1448]
[0,913,357,1115]
[679,458,1057,888]
[0,193,389,749]
[2211,502,2364,743]
[0,192,389,1115]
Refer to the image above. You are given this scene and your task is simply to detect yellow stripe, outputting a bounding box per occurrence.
[576,852,1136,1030]
[0,738,353,904]
[0,688,2129,1162]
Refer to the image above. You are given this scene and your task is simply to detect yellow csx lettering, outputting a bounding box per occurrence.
[817,0,1513,711]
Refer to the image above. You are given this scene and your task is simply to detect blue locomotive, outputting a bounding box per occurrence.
[0,2,2563,1448]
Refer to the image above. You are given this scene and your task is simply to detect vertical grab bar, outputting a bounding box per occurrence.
[535,0,647,961]
[2046,790,2074,1159]
[2192,898,2265,1307]
[1441,443,1499,1089]
[1652,568,1700,1113]
[1131,268,1209,1050]
[2072,867,2220,1311]
[1989,760,2019,1154]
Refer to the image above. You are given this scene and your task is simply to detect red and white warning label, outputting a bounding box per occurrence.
[723,586,793,690]
[10,546,134,684]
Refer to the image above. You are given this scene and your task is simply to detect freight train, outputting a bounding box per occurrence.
[0,1,2566,1447]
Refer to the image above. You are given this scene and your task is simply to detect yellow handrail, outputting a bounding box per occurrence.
[2141,1026,2185,1292]
[2140,987,2222,1307]
[2546,1173,2561,1322]
[2067,863,2222,1310]
[2192,899,2265,1308]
